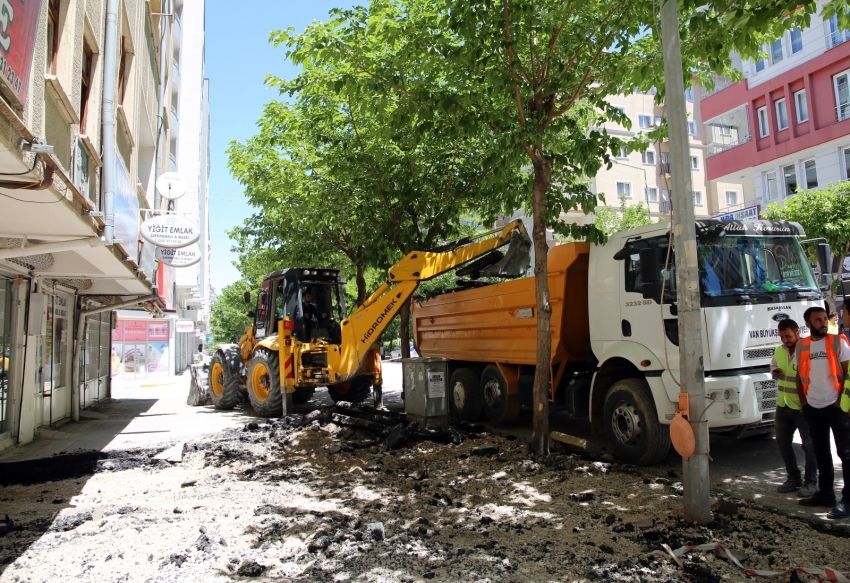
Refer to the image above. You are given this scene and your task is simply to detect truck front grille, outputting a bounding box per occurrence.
[301,351,328,367]
[744,348,774,360]
[754,379,778,411]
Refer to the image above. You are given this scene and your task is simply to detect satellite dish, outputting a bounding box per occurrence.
[155,172,187,200]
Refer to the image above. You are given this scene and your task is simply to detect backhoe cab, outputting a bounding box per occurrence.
[208,219,531,417]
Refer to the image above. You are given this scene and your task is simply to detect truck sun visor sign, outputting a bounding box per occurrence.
[696,220,805,236]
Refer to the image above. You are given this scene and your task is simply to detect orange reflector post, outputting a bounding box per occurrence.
[374,352,382,374]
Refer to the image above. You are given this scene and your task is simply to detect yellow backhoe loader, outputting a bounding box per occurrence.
[208,219,531,416]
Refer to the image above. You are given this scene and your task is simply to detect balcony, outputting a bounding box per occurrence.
[826,28,850,49]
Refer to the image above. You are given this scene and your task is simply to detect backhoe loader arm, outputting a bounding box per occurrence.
[326,220,530,383]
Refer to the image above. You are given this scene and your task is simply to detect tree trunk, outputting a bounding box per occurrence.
[355,264,367,305]
[399,300,411,358]
[530,152,552,456]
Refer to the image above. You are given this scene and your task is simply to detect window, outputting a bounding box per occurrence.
[623,236,677,302]
[827,15,850,49]
[757,106,769,137]
[804,159,818,189]
[641,150,655,165]
[755,57,766,73]
[117,37,128,103]
[725,190,739,206]
[616,182,632,199]
[47,0,60,74]
[80,42,93,132]
[783,164,797,197]
[661,190,670,212]
[790,27,803,54]
[688,121,696,135]
[718,124,733,137]
[775,98,788,130]
[646,187,658,202]
[794,90,808,123]
[616,146,628,159]
[771,39,784,64]
[834,71,850,121]
[765,171,779,200]
[612,105,627,125]
[685,87,694,102]
[843,147,850,180]
[693,190,703,206]
[638,114,652,129]
[690,155,700,170]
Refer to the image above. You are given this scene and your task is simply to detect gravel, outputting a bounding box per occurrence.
[2,416,850,582]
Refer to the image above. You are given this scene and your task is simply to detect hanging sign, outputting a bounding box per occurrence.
[155,243,201,267]
[175,320,194,333]
[140,214,200,249]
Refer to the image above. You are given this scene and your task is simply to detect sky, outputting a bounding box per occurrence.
[205,1,356,295]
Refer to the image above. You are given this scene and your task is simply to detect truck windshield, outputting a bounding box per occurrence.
[698,236,817,297]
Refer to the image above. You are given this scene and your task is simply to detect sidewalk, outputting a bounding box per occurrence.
[0,370,257,464]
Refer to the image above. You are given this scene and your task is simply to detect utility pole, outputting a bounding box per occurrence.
[659,0,712,523]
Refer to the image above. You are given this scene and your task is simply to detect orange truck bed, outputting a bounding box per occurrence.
[413,243,591,367]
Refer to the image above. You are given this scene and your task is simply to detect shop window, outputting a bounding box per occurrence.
[0,276,13,437]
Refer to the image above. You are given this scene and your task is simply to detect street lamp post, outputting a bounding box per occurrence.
[613,160,653,222]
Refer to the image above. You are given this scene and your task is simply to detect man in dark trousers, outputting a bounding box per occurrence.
[771,318,817,497]
[796,306,850,519]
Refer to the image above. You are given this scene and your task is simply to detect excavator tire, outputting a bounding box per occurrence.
[246,348,284,417]
[328,375,372,404]
[209,349,244,410]
[292,385,315,404]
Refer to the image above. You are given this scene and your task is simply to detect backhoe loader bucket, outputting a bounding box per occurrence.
[481,230,531,278]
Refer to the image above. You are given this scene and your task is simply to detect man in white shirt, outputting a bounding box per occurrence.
[796,306,850,519]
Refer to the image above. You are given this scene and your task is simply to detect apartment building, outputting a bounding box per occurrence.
[0,0,180,451]
[700,2,850,215]
[111,0,210,380]
[591,88,746,221]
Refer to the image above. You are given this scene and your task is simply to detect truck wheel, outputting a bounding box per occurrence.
[603,378,670,466]
[247,349,284,417]
[209,353,243,410]
[328,375,372,403]
[292,385,315,404]
[449,368,482,421]
[481,365,521,424]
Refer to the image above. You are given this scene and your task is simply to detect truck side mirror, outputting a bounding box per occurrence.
[816,243,832,287]
[639,248,662,301]
[244,291,251,304]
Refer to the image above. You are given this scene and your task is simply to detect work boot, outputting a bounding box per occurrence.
[797,482,818,498]
[777,477,802,493]
[798,491,837,507]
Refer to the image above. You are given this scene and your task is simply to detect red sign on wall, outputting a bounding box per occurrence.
[0,0,43,105]
[112,320,123,342]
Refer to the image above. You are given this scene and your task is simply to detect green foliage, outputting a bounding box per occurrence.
[210,280,253,345]
[762,181,850,277]
[593,195,654,236]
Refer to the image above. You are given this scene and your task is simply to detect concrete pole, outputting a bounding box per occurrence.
[659,0,712,523]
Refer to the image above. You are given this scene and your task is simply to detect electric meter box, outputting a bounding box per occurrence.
[401,357,450,428]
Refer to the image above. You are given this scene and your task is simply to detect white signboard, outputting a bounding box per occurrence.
[175,320,194,333]
[713,205,760,221]
[140,215,200,249]
[155,243,201,267]
[427,371,445,398]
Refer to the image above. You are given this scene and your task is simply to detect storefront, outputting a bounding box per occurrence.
[111,316,172,380]
[38,289,73,427]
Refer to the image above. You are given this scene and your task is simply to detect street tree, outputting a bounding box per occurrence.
[210,280,254,344]
[762,181,850,286]
[593,195,654,235]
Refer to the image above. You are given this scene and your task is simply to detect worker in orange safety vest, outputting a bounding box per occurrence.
[796,306,850,519]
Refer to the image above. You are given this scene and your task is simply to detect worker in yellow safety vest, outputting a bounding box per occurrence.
[796,306,850,519]
[771,318,817,497]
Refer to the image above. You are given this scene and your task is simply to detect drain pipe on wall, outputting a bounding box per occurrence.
[71,295,159,421]
[101,0,120,243]
[154,0,170,212]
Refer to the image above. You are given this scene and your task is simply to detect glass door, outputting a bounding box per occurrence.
[0,276,13,440]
